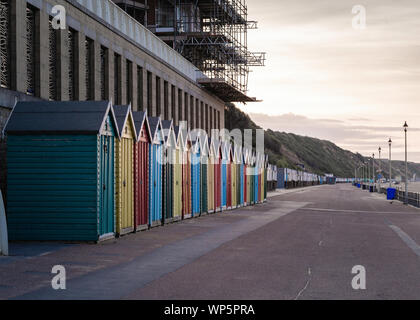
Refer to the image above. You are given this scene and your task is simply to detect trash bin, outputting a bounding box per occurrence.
[362,184,367,190]
[369,186,374,193]
[357,184,361,188]
[387,188,396,200]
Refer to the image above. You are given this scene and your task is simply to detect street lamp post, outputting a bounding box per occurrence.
[378,146,382,179]
[372,153,375,183]
[362,162,366,185]
[404,122,408,205]
[388,138,392,188]
[366,162,368,185]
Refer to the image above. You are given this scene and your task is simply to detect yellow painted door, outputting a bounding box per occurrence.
[116,137,134,234]
[231,163,236,207]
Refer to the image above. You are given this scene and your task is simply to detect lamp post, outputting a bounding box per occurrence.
[388,138,392,188]
[404,121,408,205]
[354,167,357,184]
[378,146,382,180]
[362,162,366,185]
[365,162,368,184]
[372,153,375,183]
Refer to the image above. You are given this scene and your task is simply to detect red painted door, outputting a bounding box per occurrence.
[214,159,220,209]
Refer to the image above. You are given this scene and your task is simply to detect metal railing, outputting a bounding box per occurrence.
[361,184,420,208]
[395,190,420,208]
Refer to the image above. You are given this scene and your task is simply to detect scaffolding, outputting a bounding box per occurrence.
[172,0,265,102]
[113,0,265,102]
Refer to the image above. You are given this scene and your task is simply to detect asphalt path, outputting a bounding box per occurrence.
[1,184,420,299]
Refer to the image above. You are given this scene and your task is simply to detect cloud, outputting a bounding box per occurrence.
[248,112,420,162]
[243,0,420,140]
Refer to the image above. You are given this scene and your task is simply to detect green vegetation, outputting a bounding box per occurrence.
[225,103,420,179]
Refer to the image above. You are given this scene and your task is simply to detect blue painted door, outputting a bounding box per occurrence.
[99,135,114,236]
[149,144,162,225]
[277,169,285,189]
[191,152,201,216]
[221,161,227,207]
[240,164,244,205]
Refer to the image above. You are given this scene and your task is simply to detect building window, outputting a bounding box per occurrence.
[26,5,37,95]
[68,29,77,100]
[214,109,217,131]
[48,18,58,100]
[178,89,182,122]
[190,95,194,129]
[85,37,94,100]
[156,76,161,116]
[126,59,132,104]
[200,101,204,131]
[116,3,147,25]
[195,99,199,130]
[137,66,143,110]
[184,92,188,128]
[209,106,213,131]
[147,71,152,115]
[0,0,10,89]
[205,104,209,133]
[164,81,168,120]
[171,85,176,123]
[114,53,121,104]
[100,46,108,100]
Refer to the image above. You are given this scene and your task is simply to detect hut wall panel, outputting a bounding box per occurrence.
[7,135,99,241]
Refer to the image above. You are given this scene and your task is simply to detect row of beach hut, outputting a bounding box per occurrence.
[3,101,267,242]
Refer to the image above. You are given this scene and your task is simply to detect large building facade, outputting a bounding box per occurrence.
[0,0,263,195]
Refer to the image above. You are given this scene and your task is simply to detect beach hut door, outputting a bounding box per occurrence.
[100,135,114,236]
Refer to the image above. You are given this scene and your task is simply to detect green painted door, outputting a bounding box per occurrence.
[100,135,114,237]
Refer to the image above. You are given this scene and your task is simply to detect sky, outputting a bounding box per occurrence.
[241,0,420,162]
